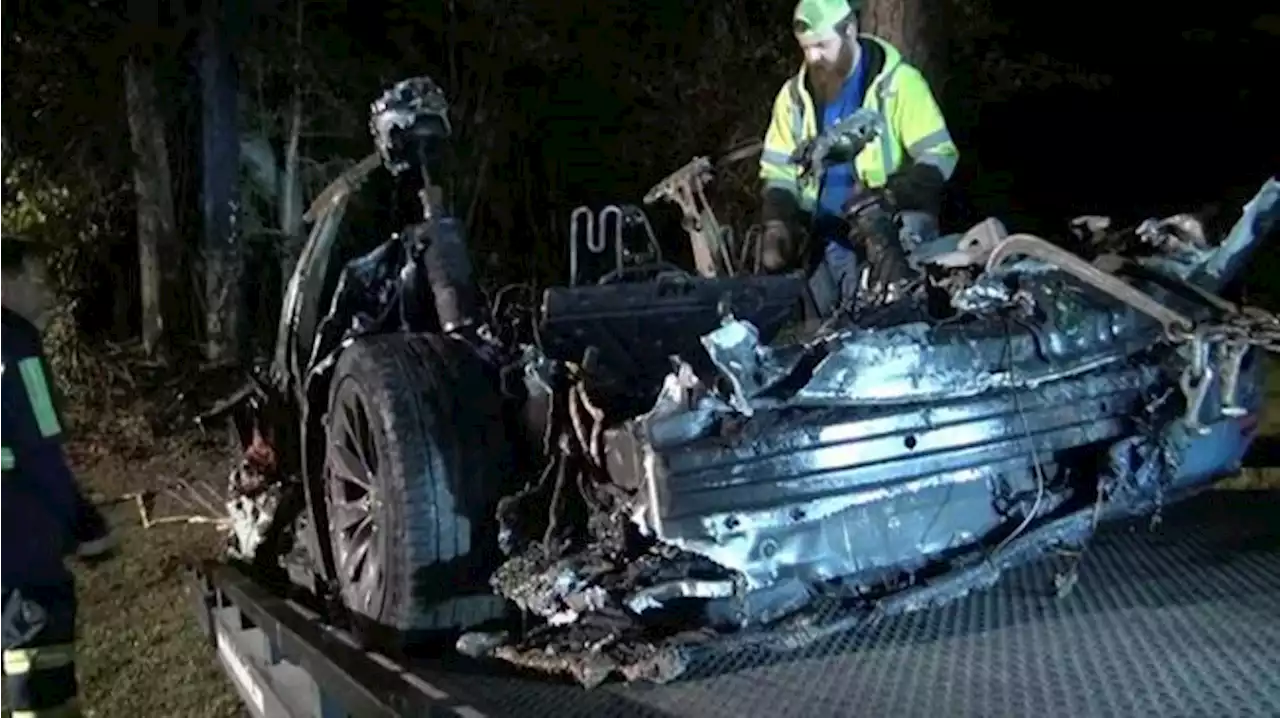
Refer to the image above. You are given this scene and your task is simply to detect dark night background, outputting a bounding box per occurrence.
[3,0,1278,365]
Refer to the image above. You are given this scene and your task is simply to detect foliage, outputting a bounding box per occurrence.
[1,157,72,237]
[3,155,129,291]
[3,1,136,332]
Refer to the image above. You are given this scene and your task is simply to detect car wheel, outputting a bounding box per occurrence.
[323,333,512,641]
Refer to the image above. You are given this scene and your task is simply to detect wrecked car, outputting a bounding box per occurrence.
[207,75,1280,688]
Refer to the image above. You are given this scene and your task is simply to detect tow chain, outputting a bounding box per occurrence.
[1161,309,1280,433]
[1165,308,1280,354]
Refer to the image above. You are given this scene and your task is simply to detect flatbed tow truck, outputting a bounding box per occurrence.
[184,78,1280,717]
[188,489,1280,718]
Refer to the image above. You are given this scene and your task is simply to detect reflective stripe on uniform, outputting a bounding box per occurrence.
[906,128,954,156]
[3,643,74,674]
[763,178,800,193]
[914,151,959,180]
[2,446,14,470]
[18,357,62,438]
[3,645,79,717]
[907,127,960,178]
[2,585,79,716]
[760,149,793,168]
[787,75,818,210]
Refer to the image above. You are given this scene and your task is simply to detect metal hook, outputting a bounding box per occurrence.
[1179,364,1215,436]
[1179,330,1214,435]
[599,204,625,277]
[569,205,593,287]
[1218,342,1250,417]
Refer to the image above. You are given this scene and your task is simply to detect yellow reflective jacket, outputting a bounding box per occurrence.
[759,34,959,213]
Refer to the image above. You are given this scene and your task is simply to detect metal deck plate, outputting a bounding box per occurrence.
[411,491,1280,718]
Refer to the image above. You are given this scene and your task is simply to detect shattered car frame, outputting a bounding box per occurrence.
[208,74,1280,687]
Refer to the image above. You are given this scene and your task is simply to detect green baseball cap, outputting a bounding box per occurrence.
[793,0,859,42]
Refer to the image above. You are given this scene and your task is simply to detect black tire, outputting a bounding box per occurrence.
[323,332,512,639]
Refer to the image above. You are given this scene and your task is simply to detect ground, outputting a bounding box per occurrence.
[59,359,1280,717]
[66,416,243,717]
[0,358,244,716]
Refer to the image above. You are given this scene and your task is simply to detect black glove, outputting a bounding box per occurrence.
[760,220,794,272]
[761,186,802,227]
[759,187,805,273]
[883,163,945,216]
[846,193,916,290]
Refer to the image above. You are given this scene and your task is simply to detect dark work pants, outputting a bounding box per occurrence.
[2,581,79,717]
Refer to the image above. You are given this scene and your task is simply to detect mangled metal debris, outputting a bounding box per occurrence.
[469,178,1279,687]
[208,73,1280,691]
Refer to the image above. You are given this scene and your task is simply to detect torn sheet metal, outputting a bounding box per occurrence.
[985,234,1195,332]
[789,321,1129,406]
[629,364,1157,592]
[482,517,740,687]
[913,216,1009,269]
[226,482,281,561]
[641,358,727,426]
[480,177,1278,687]
[1193,177,1280,290]
[1137,213,1210,257]
[699,317,802,415]
[627,579,736,614]
[698,295,1150,410]
[579,182,1271,652]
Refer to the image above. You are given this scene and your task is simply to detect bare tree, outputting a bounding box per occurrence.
[199,0,244,364]
[238,0,357,297]
[277,0,306,281]
[862,0,947,89]
[124,0,180,358]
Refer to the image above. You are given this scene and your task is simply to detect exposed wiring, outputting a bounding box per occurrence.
[567,381,593,467]
[991,315,1047,558]
[572,382,607,468]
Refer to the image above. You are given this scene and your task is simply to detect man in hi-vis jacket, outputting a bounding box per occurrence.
[759,0,959,304]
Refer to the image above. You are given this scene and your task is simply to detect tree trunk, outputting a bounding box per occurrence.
[124,1,180,358]
[862,0,947,90]
[278,0,306,283]
[200,0,245,364]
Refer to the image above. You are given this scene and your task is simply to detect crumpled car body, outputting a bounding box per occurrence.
[481,177,1279,685]
[210,73,1280,688]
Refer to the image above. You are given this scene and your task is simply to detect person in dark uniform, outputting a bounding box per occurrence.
[2,233,115,717]
[0,235,115,560]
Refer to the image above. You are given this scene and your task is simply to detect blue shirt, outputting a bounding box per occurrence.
[814,57,869,250]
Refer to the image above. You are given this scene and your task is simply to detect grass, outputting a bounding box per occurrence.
[74,541,241,717]
[68,432,242,718]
